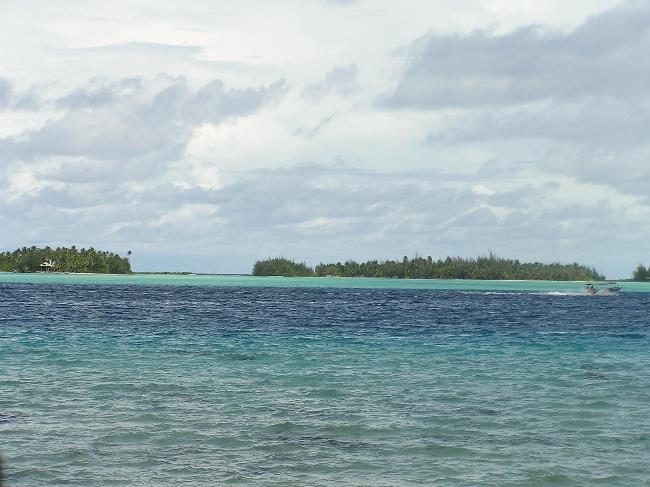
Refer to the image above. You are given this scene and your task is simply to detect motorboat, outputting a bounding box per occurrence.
[584,282,622,296]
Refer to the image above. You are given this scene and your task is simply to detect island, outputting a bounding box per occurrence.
[253,255,605,281]
[0,246,132,274]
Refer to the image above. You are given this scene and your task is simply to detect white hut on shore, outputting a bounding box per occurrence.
[39,260,54,272]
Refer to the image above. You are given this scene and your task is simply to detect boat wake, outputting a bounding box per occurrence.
[545,290,620,297]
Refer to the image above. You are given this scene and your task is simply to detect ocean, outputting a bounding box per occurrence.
[2,274,650,485]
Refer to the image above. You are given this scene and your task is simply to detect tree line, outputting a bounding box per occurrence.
[252,254,605,281]
[252,257,314,277]
[633,264,650,281]
[0,246,132,274]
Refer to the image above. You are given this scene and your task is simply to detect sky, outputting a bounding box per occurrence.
[1,0,649,277]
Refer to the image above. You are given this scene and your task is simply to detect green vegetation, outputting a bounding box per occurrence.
[252,254,604,281]
[252,257,314,277]
[632,264,650,281]
[0,246,132,274]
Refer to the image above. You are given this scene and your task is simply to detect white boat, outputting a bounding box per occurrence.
[584,282,622,296]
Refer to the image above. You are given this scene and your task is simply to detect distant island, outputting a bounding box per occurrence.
[253,255,605,281]
[0,246,132,274]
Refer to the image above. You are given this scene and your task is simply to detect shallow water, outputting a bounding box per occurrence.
[2,282,650,485]
[1,272,649,293]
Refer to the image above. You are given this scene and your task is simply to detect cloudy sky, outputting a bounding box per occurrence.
[1,0,649,277]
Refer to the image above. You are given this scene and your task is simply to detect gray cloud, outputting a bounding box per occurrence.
[429,98,650,146]
[184,79,287,123]
[426,97,650,197]
[52,74,288,123]
[0,75,287,180]
[385,2,650,109]
[303,64,359,99]
[186,164,645,259]
[55,77,143,109]
[0,77,43,110]
[380,2,650,199]
[540,145,650,196]
[2,162,647,276]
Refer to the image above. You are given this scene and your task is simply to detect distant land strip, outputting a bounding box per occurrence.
[252,255,606,281]
[0,246,131,274]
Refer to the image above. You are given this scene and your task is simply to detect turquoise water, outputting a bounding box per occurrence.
[1,272,649,292]
[2,278,650,485]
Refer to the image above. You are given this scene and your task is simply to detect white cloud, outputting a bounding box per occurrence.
[1,75,288,188]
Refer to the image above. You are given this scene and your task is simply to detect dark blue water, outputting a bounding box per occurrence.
[2,284,650,485]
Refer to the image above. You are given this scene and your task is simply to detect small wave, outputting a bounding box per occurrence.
[456,291,533,295]
[612,333,646,339]
[480,291,527,295]
[266,421,302,433]
[545,291,586,296]
[408,444,475,457]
